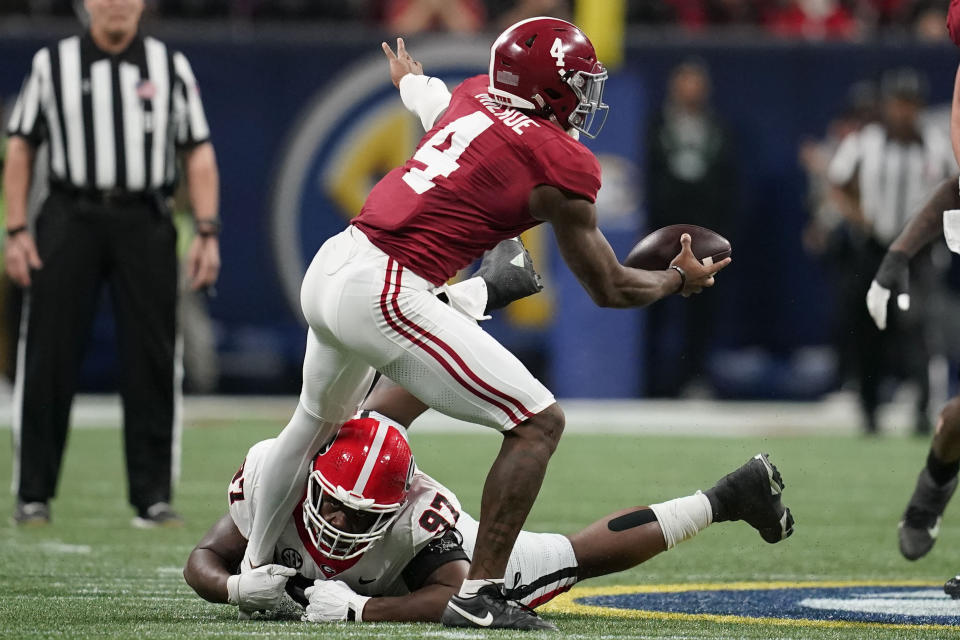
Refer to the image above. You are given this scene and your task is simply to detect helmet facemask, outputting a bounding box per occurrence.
[302,470,404,561]
[564,66,608,139]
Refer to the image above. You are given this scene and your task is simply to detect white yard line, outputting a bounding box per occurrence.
[0,391,922,436]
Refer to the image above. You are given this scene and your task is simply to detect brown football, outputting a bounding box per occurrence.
[624,224,731,270]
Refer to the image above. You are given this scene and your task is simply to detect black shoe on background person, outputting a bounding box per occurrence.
[12,500,50,527]
[132,502,184,529]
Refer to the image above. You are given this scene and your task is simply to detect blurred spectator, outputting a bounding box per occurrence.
[767,0,860,39]
[381,0,486,33]
[486,0,570,30]
[800,81,877,388]
[645,60,738,397]
[828,68,955,434]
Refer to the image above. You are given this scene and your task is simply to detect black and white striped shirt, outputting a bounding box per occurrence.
[5,32,210,193]
[827,122,956,245]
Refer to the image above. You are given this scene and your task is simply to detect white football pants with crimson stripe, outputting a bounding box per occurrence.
[244,225,554,565]
[299,225,555,429]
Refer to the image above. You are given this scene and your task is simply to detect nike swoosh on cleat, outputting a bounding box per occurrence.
[447,602,494,627]
[358,577,376,585]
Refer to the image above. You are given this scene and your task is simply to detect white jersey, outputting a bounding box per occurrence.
[228,437,462,597]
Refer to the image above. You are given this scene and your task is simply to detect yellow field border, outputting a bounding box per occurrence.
[539,580,955,631]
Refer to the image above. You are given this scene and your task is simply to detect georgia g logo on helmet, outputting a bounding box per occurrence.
[488,17,609,138]
[302,418,414,560]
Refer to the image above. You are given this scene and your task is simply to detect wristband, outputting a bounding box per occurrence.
[669,265,686,294]
[6,225,27,238]
[347,595,371,622]
[226,574,240,606]
[195,217,221,237]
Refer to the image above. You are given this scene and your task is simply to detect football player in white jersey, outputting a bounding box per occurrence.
[184,377,794,624]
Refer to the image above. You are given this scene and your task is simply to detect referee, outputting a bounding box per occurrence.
[828,68,955,435]
[3,0,221,527]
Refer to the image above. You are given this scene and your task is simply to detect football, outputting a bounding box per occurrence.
[624,224,731,271]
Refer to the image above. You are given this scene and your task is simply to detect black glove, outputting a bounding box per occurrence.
[473,237,544,313]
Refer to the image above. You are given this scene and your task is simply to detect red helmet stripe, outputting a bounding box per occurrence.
[350,421,390,495]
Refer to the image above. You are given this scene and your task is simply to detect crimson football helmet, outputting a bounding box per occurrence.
[488,16,609,138]
[302,416,414,560]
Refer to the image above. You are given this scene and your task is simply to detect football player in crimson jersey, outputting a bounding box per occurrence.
[183,376,793,626]
[243,17,730,630]
[873,1,960,598]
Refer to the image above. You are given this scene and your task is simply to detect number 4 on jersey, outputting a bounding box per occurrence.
[403,111,493,195]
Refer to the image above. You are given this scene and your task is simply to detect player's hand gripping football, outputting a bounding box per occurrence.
[302,580,370,623]
[381,37,423,88]
[226,563,296,618]
[866,250,910,330]
[669,233,731,297]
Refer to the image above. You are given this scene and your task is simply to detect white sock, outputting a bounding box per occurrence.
[649,491,713,550]
[458,578,504,598]
[245,404,339,565]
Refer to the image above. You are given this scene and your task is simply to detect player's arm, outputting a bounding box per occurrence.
[889,174,960,258]
[529,184,729,307]
[359,559,468,623]
[184,513,247,603]
[304,529,470,624]
[382,38,450,130]
[866,174,960,330]
[184,512,297,612]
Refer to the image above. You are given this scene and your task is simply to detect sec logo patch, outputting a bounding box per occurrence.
[279,548,303,569]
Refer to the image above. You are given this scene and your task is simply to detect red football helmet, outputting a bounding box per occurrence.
[302,416,414,560]
[488,16,609,138]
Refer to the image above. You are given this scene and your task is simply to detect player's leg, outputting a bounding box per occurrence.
[900,396,960,560]
[369,260,559,629]
[244,328,374,566]
[458,455,793,611]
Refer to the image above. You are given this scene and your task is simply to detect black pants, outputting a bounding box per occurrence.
[13,189,179,512]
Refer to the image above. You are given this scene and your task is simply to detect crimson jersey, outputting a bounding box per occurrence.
[353,75,602,285]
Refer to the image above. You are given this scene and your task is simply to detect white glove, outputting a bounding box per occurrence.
[226,564,297,617]
[302,580,371,623]
[866,279,909,331]
[944,209,960,253]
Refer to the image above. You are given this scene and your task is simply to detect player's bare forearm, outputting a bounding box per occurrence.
[362,560,467,622]
[184,142,220,223]
[889,175,960,257]
[362,583,458,622]
[530,185,680,307]
[2,136,34,229]
[184,513,247,604]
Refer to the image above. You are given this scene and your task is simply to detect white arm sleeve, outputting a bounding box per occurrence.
[399,74,452,131]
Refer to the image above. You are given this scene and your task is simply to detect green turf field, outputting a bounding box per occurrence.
[0,420,956,639]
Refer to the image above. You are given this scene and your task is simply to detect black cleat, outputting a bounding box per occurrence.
[707,453,794,543]
[441,583,557,631]
[473,237,543,313]
[12,500,50,527]
[945,575,960,599]
[899,469,957,561]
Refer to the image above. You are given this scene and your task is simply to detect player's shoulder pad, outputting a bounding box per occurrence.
[404,470,463,544]
[530,133,602,203]
[455,74,492,99]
